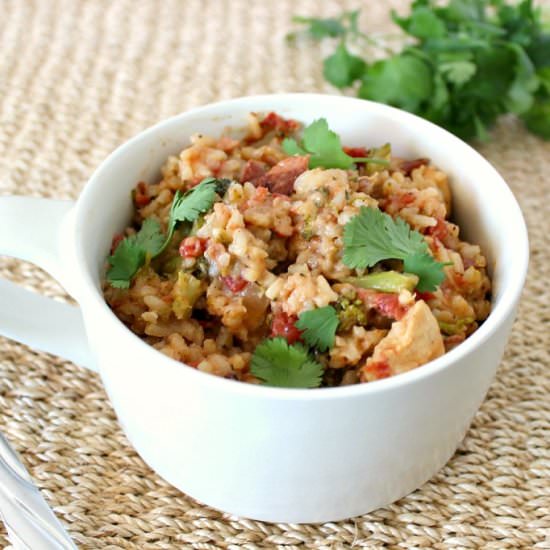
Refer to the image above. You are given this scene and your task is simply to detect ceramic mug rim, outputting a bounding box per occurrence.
[71,93,529,400]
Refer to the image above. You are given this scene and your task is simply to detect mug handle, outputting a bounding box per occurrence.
[0,196,96,371]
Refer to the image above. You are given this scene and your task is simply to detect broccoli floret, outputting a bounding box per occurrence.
[335,296,368,332]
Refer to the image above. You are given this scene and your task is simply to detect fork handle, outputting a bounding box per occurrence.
[0,433,77,549]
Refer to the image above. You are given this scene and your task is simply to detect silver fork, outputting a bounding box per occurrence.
[0,432,77,549]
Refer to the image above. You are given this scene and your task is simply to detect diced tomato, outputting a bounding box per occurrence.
[110,233,124,254]
[134,181,151,207]
[357,289,408,320]
[343,146,369,158]
[179,236,207,258]
[382,191,416,213]
[271,312,302,344]
[260,112,300,135]
[453,272,465,288]
[426,217,448,241]
[415,291,435,302]
[398,192,416,208]
[365,360,391,380]
[373,293,408,320]
[221,276,249,293]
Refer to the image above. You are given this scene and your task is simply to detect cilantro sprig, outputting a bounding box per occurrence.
[106,177,225,288]
[250,338,324,388]
[295,306,340,352]
[282,118,390,169]
[251,306,340,388]
[106,219,165,289]
[289,1,550,141]
[343,207,446,292]
[157,177,220,255]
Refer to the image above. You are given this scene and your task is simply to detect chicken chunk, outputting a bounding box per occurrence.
[360,300,444,382]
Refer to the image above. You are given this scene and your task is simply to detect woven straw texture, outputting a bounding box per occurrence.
[1,0,549,548]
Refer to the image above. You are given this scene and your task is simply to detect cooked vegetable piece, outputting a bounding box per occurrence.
[172,272,205,320]
[346,271,419,293]
[439,316,475,335]
[335,298,368,332]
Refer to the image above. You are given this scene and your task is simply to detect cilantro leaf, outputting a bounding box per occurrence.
[106,218,163,289]
[438,60,477,86]
[522,96,550,138]
[302,119,355,169]
[295,306,340,352]
[136,218,165,256]
[159,177,220,254]
[106,238,146,289]
[291,16,346,39]
[505,42,539,114]
[281,137,307,156]
[107,178,223,288]
[282,118,390,170]
[392,6,446,40]
[288,11,361,42]
[250,338,324,388]
[403,252,446,292]
[343,207,446,291]
[359,54,433,112]
[323,43,366,88]
[343,207,425,268]
[169,178,218,230]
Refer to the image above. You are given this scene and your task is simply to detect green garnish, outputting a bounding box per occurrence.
[346,271,419,293]
[107,177,224,288]
[323,42,367,89]
[295,305,340,352]
[106,219,164,289]
[289,1,550,141]
[343,207,446,292]
[159,177,219,254]
[287,13,353,41]
[439,316,474,335]
[282,118,390,169]
[250,337,324,388]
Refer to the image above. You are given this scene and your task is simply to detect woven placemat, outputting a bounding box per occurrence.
[1,0,549,548]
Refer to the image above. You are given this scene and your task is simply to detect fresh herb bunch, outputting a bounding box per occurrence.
[289,0,550,141]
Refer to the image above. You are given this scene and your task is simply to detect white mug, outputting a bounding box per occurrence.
[0,94,529,523]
